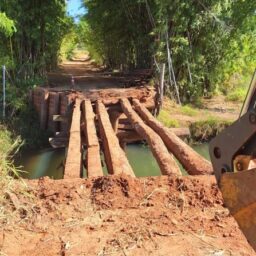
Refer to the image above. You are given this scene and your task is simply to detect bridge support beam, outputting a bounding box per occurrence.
[120,98,181,176]
[64,99,82,179]
[82,100,103,177]
[96,101,135,177]
[48,92,60,133]
[132,99,213,175]
[40,90,49,130]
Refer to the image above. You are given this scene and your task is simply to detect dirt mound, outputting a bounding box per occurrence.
[91,174,144,209]
[90,174,222,210]
[0,175,254,256]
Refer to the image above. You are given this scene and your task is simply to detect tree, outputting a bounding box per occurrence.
[0,0,73,79]
[81,0,256,101]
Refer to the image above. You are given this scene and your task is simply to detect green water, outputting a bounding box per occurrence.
[16,143,210,179]
[15,149,65,179]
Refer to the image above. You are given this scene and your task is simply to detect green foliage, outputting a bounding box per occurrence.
[226,87,247,102]
[157,110,180,127]
[77,19,104,64]
[0,12,15,36]
[0,125,30,222]
[60,30,78,61]
[0,0,74,77]
[190,118,232,142]
[81,1,153,68]
[81,0,256,101]
[0,1,77,129]
[0,125,22,185]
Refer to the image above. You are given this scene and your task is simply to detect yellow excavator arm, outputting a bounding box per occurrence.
[209,70,256,250]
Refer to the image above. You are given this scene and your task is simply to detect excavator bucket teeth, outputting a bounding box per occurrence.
[220,168,256,250]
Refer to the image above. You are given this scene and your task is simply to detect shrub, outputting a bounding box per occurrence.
[190,118,233,142]
[226,87,247,102]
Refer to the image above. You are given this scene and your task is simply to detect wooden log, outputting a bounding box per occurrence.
[48,92,60,133]
[117,128,190,144]
[170,127,190,138]
[120,98,181,176]
[132,99,213,175]
[60,93,71,133]
[64,99,82,179]
[82,100,103,177]
[39,90,49,130]
[118,123,133,130]
[109,111,122,133]
[117,131,142,144]
[96,100,135,177]
[33,87,44,113]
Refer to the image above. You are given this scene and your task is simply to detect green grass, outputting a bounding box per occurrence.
[157,110,180,128]
[180,105,199,116]
[226,87,247,102]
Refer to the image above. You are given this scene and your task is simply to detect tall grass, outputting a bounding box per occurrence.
[180,105,199,116]
[157,110,180,128]
[0,126,24,221]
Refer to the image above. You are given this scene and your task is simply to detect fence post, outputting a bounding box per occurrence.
[2,65,6,118]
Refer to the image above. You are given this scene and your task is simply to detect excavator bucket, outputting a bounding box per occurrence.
[220,169,256,250]
[209,70,256,251]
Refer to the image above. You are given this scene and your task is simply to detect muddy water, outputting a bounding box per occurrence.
[15,143,210,179]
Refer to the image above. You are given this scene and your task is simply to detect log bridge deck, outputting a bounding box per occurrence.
[31,86,212,179]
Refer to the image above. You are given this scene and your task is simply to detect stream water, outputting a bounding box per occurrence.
[15,143,210,180]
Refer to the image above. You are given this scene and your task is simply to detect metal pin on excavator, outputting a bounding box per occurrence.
[209,70,256,250]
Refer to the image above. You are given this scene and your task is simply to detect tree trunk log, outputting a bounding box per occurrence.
[96,101,135,177]
[120,98,181,176]
[132,99,213,175]
[82,100,103,177]
[64,99,82,179]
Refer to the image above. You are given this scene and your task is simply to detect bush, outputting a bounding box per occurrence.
[226,87,247,102]
[190,118,233,142]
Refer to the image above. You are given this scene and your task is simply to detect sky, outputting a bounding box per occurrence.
[67,0,87,22]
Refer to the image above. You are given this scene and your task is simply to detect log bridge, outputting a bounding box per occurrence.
[31,86,212,179]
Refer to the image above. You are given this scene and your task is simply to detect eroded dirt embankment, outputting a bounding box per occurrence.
[0,175,254,256]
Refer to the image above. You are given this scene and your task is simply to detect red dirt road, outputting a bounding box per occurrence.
[0,175,254,256]
[47,55,126,90]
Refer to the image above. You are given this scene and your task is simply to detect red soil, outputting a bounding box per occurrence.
[0,175,254,256]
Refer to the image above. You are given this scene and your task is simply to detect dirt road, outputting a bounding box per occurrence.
[47,55,127,90]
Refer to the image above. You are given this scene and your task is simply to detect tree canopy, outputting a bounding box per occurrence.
[0,0,73,79]
[0,0,255,102]
[81,0,256,100]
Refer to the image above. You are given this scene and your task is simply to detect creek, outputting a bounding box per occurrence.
[15,143,210,179]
